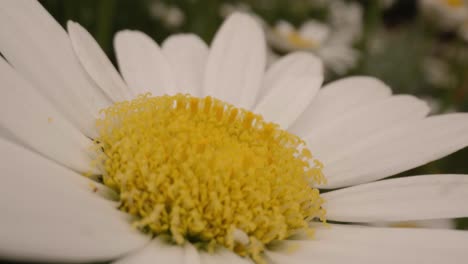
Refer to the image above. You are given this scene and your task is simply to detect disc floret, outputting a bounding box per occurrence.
[94,94,326,263]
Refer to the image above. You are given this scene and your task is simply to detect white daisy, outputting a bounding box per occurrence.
[266,1,362,76]
[423,56,457,89]
[219,2,252,18]
[328,0,363,45]
[459,19,468,41]
[457,18,468,42]
[149,1,185,29]
[420,0,468,42]
[419,0,468,31]
[1,1,468,264]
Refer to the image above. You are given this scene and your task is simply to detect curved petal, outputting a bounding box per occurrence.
[0,0,110,137]
[161,34,209,97]
[268,224,468,264]
[204,13,266,109]
[306,95,429,162]
[254,53,323,128]
[114,30,176,96]
[0,57,96,173]
[298,20,330,45]
[68,21,133,102]
[321,113,468,189]
[370,219,456,230]
[259,52,323,101]
[0,138,148,262]
[200,248,253,264]
[112,239,188,264]
[289,76,392,137]
[113,240,252,264]
[317,44,359,75]
[0,126,20,144]
[323,174,468,222]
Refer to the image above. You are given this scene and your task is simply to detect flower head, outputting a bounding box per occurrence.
[1,1,468,264]
[266,1,362,75]
[419,0,468,30]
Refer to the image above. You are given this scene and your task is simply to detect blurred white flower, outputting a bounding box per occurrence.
[419,0,468,31]
[266,0,362,75]
[269,20,330,51]
[459,20,468,41]
[267,18,360,75]
[328,0,363,44]
[219,2,251,18]
[150,1,185,28]
[423,56,456,88]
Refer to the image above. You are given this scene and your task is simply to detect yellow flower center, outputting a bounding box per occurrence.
[444,0,464,7]
[287,31,317,49]
[94,94,326,263]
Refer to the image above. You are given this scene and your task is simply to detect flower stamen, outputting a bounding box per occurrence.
[94,93,326,263]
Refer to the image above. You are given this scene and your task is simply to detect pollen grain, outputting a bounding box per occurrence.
[94,93,326,263]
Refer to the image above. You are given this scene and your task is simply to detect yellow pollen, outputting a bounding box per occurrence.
[444,0,464,7]
[94,94,326,263]
[286,31,317,49]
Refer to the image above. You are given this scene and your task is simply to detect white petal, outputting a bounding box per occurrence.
[323,174,468,222]
[307,95,429,162]
[259,52,322,101]
[162,34,209,97]
[269,224,468,264]
[298,20,330,45]
[317,44,359,75]
[321,113,468,188]
[114,30,176,96]
[0,57,96,173]
[0,0,110,137]
[112,239,188,264]
[289,76,392,137]
[200,248,252,264]
[0,138,148,262]
[0,126,20,144]
[68,21,133,102]
[254,53,323,128]
[371,219,456,230]
[204,13,266,109]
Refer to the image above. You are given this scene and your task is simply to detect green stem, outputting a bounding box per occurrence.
[96,0,116,54]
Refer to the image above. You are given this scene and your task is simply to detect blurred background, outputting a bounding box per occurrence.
[40,0,468,229]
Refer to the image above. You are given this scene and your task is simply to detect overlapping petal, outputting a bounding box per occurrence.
[0,138,148,262]
[204,13,266,109]
[162,34,209,97]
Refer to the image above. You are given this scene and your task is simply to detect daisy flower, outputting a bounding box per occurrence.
[458,19,468,42]
[149,1,185,29]
[266,1,362,75]
[419,0,468,31]
[1,1,468,264]
[423,56,457,89]
[328,0,363,45]
[419,0,468,42]
[219,2,252,18]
